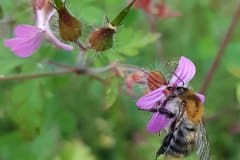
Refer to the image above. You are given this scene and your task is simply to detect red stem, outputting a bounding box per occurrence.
[199,4,240,94]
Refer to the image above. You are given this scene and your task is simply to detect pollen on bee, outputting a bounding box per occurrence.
[185,99,204,123]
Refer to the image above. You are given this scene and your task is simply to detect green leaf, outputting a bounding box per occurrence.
[227,66,240,79]
[7,81,44,135]
[116,28,160,56]
[54,140,96,160]
[224,42,240,78]
[0,45,24,74]
[0,128,59,160]
[79,6,105,25]
[111,0,136,27]
[104,78,121,110]
[237,83,240,104]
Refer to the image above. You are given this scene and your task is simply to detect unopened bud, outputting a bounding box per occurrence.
[88,24,115,51]
[88,0,135,51]
[54,0,82,42]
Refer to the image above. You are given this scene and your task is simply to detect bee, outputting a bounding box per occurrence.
[152,87,210,160]
[135,57,209,159]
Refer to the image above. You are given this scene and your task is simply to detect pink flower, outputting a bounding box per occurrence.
[136,56,205,133]
[125,71,146,95]
[152,3,181,18]
[4,0,73,58]
[135,0,151,13]
[134,0,181,18]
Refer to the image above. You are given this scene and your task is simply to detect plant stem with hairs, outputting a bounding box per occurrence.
[0,62,138,82]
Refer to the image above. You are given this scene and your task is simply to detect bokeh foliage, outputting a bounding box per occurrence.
[0,0,240,160]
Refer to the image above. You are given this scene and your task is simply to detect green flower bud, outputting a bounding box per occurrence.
[88,0,135,51]
[88,23,116,52]
[54,0,82,42]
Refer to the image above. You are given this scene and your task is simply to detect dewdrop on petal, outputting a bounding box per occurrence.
[54,0,82,42]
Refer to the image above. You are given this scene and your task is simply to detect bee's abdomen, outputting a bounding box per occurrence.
[158,125,196,158]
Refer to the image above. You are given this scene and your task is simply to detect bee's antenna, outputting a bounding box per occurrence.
[170,71,184,86]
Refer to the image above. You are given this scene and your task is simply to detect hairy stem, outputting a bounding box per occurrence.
[0,70,73,81]
[0,62,114,82]
[199,4,240,94]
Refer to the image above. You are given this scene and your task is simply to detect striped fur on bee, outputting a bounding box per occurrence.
[156,115,198,158]
[155,89,210,160]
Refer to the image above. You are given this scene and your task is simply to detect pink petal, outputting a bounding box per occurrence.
[4,31,43,57]
[33,0,46,9]
[154,4,181,18]
[45,26,74,51]
[14,25,43,37]
[196,93,205,103]
[169,56,196,86]
[136,86,166,109]
[135,0,151,13]
[147,113,171,133]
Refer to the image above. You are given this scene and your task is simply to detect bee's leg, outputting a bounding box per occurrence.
[139,108,175,118]
[155,132,173,159]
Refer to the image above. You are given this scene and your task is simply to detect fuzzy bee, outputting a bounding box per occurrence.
[149,87,210,160]
[135,57,210,159]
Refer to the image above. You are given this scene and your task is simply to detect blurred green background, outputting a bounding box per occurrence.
[0,0,240,160]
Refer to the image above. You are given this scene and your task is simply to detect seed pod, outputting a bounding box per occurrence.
[54,0,82,42]
[88,24,115,51]
[89,0,135,51]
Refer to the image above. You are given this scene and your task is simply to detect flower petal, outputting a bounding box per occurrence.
[135,0,151,13]
[33,0,46,10]
[45,25,74,51]
[147,113,171,133]
[4,31,43,57]
[153,4,181,18]
[14,25,43,37]
[196,93,205,103]
[169,56,196,86]
[136,86,166,109]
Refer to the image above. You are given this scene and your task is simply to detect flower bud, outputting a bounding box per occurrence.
[88,24,115,51]
[88,0,135,51]
[54,0,82,42]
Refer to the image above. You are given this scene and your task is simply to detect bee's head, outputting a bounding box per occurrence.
[175,87,188,94]
[167,86,188,96]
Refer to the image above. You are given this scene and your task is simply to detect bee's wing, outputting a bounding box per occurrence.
[196,121,210,160]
